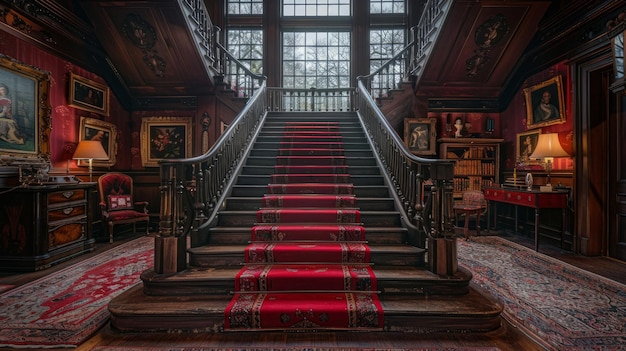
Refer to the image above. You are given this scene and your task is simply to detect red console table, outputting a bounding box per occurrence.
[483,187,568,251]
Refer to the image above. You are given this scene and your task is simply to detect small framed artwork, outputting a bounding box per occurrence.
[404,118,437,155]
[69,72,109,116]
[78,117,117,167]
[0,54,51,161]
[523,76,566,129]
[140,116,192,167]
[516,129,541,162]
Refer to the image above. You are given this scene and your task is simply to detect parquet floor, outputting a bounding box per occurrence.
[1,232,624,351]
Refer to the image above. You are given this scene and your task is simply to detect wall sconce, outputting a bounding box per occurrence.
[73,140,108,182]
[529,133,570,191]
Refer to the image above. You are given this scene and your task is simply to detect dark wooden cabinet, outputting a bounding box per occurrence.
[0,182,96,272]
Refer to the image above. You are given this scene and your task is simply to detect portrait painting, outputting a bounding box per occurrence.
[404,118,437,156]
[78,117,117,167]
[516,130,541,162]
[69,72,110,116]
[523,76,566,129]
[0,54,51,161]
[140,116,192,167]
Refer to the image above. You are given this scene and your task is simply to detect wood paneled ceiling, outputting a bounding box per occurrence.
[418,0,550,110]
[77,1,213,101]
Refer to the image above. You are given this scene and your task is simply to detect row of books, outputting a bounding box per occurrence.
[453,159,495,176]
[452,177,494,193]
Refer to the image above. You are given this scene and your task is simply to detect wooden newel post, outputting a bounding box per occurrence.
[154,164,188,274]
[427,164,458,276]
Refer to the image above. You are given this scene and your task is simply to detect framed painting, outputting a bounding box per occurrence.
[0,54,51,162]
[78,117,117,167]
[140,116,192,167]
[523,76,566,129]
[517,129,541,162]
[404,118,437,156]
[69,72,109,116]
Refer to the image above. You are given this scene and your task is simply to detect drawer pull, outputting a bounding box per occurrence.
[62,191,75,199]
[62,207,74,215]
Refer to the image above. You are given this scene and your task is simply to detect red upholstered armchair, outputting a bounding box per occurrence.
[97,172,149,243]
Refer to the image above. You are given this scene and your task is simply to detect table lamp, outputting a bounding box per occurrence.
[529,133,569,190]
[73,140,108,182]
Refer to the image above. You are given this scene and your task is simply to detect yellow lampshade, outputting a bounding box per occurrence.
[530,133,569,159]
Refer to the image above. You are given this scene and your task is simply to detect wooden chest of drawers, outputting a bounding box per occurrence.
[0,183,96,271]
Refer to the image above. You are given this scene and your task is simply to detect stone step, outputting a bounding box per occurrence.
[230,185,391,198]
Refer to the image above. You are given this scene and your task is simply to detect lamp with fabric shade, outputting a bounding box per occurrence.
[529,133,569,189]
[73,140,108,182]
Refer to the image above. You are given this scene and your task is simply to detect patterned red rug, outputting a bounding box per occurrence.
[90,347,502,351]
[0,236,154,348]
[225,122,383,331]
[458,236,626,351]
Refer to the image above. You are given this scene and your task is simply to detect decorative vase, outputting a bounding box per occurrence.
[525,172,533,191]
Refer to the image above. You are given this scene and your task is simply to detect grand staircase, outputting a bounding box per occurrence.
[109,112,502,333]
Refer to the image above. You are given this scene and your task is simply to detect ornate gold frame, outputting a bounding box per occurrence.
[0,54,51,164]
[78,117,118,167]
[140,116,192,167]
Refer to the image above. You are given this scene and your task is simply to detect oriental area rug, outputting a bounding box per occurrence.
[91,348,501,351]
[458,236,626,351]
[0,235,153,348]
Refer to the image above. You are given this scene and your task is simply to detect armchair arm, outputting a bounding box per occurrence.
[99,201,111,218]
[134,201,149,214]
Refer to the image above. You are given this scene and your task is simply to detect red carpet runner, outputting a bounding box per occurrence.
[225,121,383,331]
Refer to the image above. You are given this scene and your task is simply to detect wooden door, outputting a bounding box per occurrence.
[608,89,626,261]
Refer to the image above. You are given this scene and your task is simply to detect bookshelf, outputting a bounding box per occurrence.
[438,138,503,198]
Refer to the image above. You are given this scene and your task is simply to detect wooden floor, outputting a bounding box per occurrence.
[1,232,624,351]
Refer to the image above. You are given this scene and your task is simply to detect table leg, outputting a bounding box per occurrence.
[561,208,565,249]
[535,208,540,251]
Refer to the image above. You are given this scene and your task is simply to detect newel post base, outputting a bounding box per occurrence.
[154,235,187,274]
[428,237,458,276]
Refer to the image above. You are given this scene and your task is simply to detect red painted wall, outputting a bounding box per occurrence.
[500,62,574,171]
[0,31,131,173]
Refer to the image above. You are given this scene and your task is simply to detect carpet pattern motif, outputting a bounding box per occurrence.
[458,236,626,351]
[0,236,154,348]
[224,121,383,331]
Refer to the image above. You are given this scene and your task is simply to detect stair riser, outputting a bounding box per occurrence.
[207,230,407,245]
[224,198,396,211]
[230,186,390,198]
[189,251,422,268]
[241,166,380,176]
[217,212,402,227]
[234,175,384,186]
[245,157,378,167]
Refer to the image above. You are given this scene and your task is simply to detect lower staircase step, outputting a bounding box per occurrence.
[109,283,502,332]
[224,292,384,331]
[251,224,365,241]
[235,264,377,292]
[244,242,370,263]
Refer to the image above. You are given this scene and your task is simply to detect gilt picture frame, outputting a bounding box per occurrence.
[524,76,566,129]
[0,54,51,162]
[516,129,541,162]
[78,117,117,167]
[404,118,437,156]
[140,116,192,167]
[69,72,109,116]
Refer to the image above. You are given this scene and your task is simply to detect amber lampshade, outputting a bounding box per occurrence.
[73,140,108,182]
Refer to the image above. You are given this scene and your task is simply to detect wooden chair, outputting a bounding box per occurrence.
[453,190,487,240]
[97,172,149,243]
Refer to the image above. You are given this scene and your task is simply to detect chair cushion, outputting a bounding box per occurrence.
[107,209,149,220]
[108,195,133,211]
